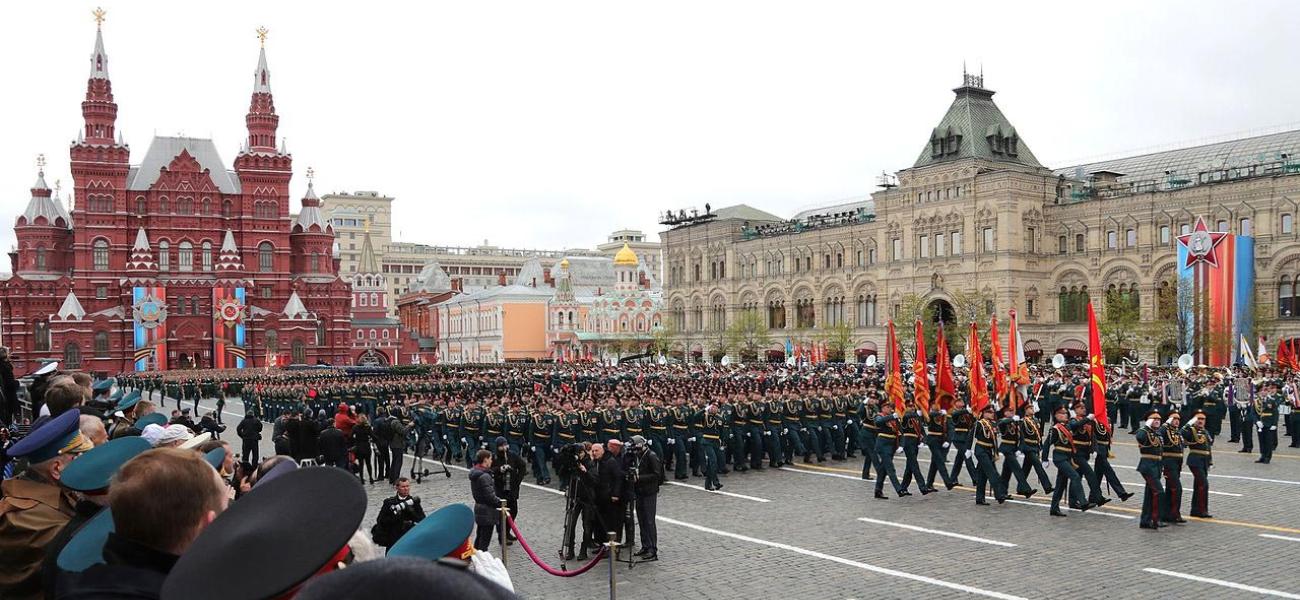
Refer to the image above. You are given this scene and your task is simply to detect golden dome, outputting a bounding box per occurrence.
[559,258,570,269]
[613,242,639,266]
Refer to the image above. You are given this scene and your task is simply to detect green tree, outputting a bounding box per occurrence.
[726,309,770,361]
[650,322,676,356]
[1252,293,1278,347]
[817,319,855,362]
[1101,289,1141,362]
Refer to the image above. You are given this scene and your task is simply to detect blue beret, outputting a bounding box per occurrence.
[295,557,518,600]
[8,410,91,463]
[136,412,168,429]
[388,503,474,561]
[114,390,142,413]
[93,378,115,393]
[61,437,153,492]
[57,507,113,572]
[109,389,124,402]
[203,447,227,471]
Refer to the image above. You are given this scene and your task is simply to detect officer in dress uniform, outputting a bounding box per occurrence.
[1159,411,1187,525]
[696,401,725,491]
[1135,410,1167,530]
[1019,403,1054,495]
[668,397,691,480]
[1255,380,1281,464]
[996,405,1036,498]
[924,403,956,490]
[0,410,94,599]
[1067,402,1109,509]
[1092,419,1134,502]
[857,394,879,481]
[969,404,1008,506]
[764,393,786,468]
[1182,409,1214,519]
[897,400,933,495]
[948,398,977,486]
[872,404,905,499]
[1043,404,1086,516]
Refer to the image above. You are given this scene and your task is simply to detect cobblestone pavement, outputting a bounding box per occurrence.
[189,395,1300,600]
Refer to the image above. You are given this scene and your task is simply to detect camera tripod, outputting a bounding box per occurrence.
[408,428,451,484]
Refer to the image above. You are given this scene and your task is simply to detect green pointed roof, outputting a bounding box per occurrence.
[912,77,1042,170]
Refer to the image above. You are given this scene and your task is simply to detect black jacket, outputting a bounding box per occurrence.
[630,449,663,497]
[236,415,263,442]
[318,426,348,463]
[469,466,502,520]
[55,532,179,599]
[372,494,426,547]
[352,422,373,457]
[595,453,626,505]
[295,419,320,461]
[491,450,529,498]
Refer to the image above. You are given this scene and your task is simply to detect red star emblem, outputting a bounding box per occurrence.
[1175,216,1228,268]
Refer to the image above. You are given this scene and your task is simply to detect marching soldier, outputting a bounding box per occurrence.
[924,402,956,490]
[857,394,879,481]
[1182,409,1213,519]
[1092,418,1133,502]
[969,404,1008,505]
[1043,405,1086,516]
[1159,411,1187,524]
[872,403,906,499]
[1067,402,1108,509]
[696,400,725,491]
[949,397,978,486]
[1019,403,1054,495]
[1136,411,1167,529]
[897,400,933,495]
[1255,380,1281,464]
[764,392,786,468]
[996,405,1036,498]
[668,396,691,480]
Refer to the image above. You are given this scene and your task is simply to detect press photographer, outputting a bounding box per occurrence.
[371,477,426,551]
[628,435,663,561]
[492,436,528,543]
[556,443,598,561]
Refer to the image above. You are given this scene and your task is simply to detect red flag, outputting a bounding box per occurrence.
[1087,301,1109,429]
[913,320,931,415]
[990,316,1010,411]
[1008,309,1031,406]
[885,321,905,414]
[935,323,957,410]
[968,322,989,414]
[1278,339,1293,371]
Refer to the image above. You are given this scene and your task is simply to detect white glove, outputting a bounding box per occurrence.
[469,550,515,593]
[1271,425,1278,431]
[1015,451,1025,461]
[942,442,950,449]
[832,425,839,430]
[1165,415,1177,425]
[667,438,675,446]
[530,445,536,452]
[940,409,947,416]
[1086,414,1095,421]
[965,449,974,459]
[461,437,467,443]
[847,419,855,426]
[782,428,789,435]
[1256,422,1264,432]
[687,437,696,443]
[763,430,771,436]
[744,432,751,438]
[1012,415,1021,422]
[895,447,904,455]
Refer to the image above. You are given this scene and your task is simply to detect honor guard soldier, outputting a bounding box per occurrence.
[696,401,725,491]
[1019,403,1054,495]
[1159,412,1187,524]
[1255,380,1281,463]
[924,403,956,490]
[668,397,691,480]
[1067,402,1109,509]
[1135,411,1167,529]
[897,400,933,495]
[1092,418,1133,502]
[872,404,906,499]
[996,405,1036,499]
[764,393,786,468]
[1044,405,1087,516]
[1182,410,1213,519]
[948,398,977,485]
[528,404,556,486]
[968,404,1008,506]
[857,394,879,481]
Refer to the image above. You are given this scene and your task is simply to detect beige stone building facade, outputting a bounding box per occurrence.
[662,74,1300,364]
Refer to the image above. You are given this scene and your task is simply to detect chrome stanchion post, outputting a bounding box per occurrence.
[606,531,619,600]
[499,499,509,568]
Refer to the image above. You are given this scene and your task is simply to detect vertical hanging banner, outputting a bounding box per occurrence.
[213,287,248,369]
[131,286,168,371]
[1175,216,1254,366]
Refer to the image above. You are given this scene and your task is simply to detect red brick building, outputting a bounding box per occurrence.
[348,230,426,366]
[0,22,353,374]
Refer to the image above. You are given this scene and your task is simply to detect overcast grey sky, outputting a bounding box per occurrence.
[3,1,1299,257]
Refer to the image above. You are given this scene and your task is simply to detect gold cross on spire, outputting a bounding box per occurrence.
[256,26,269,47]
[93,7,106,30]
[306,166,315,182]
[36,154,46,173]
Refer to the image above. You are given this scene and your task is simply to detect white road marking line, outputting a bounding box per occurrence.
[1143,567,1300,599]
[1120,481,1243,497]
[1259,534,1300,543]
[857,517,1016,547]
[780,466,867,481]
[656,516,1028,600]
[664,480,771,503]
[1002,498,1135,519]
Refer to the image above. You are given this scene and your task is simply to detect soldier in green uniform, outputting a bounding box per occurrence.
[734,394,756,472]
[949,397,977,485]
[763,393,785,468]
[668,395,691,480]
[1135,410,1167,529]
[1159,411,1186,524]
[645,397,670,462]
[1092,418,1133,502]
[969,404,1008,506]
[898,399,933,495]
[528,402,556,485]
[461,398,485,468]
[1043,404,1087,517]
[1255,380,1281,463]
[996,405,1036,498]
[924,402,955,490]
[695,400,725,491]
[1019,403,1054,495]
[872,403,905,499]
[857,393,878,480]
[1182,409,1213,518]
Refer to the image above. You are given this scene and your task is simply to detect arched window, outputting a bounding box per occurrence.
[258,242,273,272]
[158,196,169,213]
[93,238,109,271]
[94,331,110,357]
[369,329,377,340]
[292,340,306,364]
[63,343,82,369]
[222,200,233,218]
[310,252,320,272]
[178,241,194,272]
[34,321,50,351]
[1157,280,1176,320]
[265,329,279,352]
[35,246,47,270]
[359,294,368,307]
[201,241,213,271]
[178,197,194,215]
[370,292,378,307]
[135,196,147,215]
[382,329,390,340]
[190,296,200,316]
[158,241,170,271]
[201,197,211,215]
[316,322,327,346]
[356,329,364,340]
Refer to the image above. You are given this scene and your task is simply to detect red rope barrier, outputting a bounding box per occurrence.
[506,516,606,577]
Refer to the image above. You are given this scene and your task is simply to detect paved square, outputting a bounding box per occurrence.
[198,395,1300,600]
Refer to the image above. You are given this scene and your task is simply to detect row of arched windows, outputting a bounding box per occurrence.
[131,195,232,217]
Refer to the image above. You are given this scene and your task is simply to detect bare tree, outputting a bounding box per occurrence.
[726,309,770,361]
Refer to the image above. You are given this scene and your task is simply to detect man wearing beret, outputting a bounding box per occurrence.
[0,410,93,599]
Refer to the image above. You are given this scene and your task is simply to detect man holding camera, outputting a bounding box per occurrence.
[371,477,426,551]
[492,436,528,543]
[628,435,663,561]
